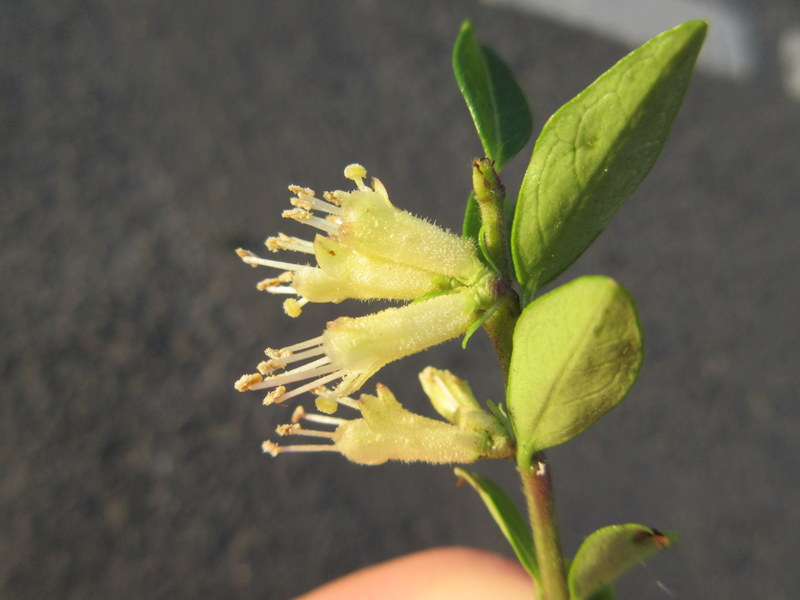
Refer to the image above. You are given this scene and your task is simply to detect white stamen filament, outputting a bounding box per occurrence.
[290,193,343,216]
[237,251,306,272]
[263,285,296,295]
[283,209,340,235]
[264,345,329,371]
[271,369,348,404]
[299,412,347,426]
[262,441,337,457]
[276,423,336,439]
[274,355,332,377]
[251,356,336,390]
[275,336,325,355]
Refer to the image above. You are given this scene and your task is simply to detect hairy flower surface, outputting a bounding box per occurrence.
[235,165,498,411]
[263,382,513,465]
[235,287,488,413]
[236,164,489,316]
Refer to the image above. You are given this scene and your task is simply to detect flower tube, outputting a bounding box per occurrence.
[235,287,488,412]
[263,384,513,465]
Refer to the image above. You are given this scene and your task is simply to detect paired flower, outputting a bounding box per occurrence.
[236,164,489,316]
[263,368,512,465]
[235,165,508,462]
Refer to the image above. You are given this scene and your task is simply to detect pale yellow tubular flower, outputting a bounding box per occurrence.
[289,236,441,303]
[235,165,491,317]
[418,366,484,423]
[263,384,513,465]
[336,191,488,286]
[418,367,511,446]
[331,165,489,285]
[234,287,486,412]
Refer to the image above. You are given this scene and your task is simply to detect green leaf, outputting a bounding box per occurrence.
[453,21,533,169]
[507,276,643,468]
[586,584,616,600]
[462,191,482,243]
[453,21,533,241]
[454,468,538,579]
[511,21,707,302]
[569,524,675,599]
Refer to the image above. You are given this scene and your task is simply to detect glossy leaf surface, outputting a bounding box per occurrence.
[512,21,706,301]
[453,21,532,239]
[569,524,675,599]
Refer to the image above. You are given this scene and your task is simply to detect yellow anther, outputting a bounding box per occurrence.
[263,386,287,405]
[282,208,311,221]
[234,372,263,391]
[261,441,280,456]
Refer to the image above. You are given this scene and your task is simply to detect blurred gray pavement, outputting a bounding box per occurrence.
[2,1,799,598]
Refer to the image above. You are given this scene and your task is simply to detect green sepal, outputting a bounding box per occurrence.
[511,21,707,302]
[485,399,513,436]
[569,524,676,599]
[454,468,538,579]
[507,276,643,469]
[461,300,499,349]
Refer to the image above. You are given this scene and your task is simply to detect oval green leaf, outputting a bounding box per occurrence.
[507,276,643,468]
[511,21,707,302]
[453,21,533,169]
[569,524,676,599]
[454,467,538,579]
[453,21,533,241]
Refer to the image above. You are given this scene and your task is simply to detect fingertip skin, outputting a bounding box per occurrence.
[295,546,534,600]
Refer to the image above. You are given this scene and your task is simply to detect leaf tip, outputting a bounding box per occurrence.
[632,527,672,550]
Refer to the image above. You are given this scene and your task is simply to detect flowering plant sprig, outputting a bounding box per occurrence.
[233,20,706,600]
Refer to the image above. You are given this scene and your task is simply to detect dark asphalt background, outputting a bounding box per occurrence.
[2,1,798,598]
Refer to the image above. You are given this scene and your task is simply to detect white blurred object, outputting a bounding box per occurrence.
[482,0,755,80]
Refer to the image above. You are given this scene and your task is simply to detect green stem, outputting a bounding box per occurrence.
[475,161,567,598]
[520,453,569,600]
[475,158,516,378]
[482,285,519,379]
